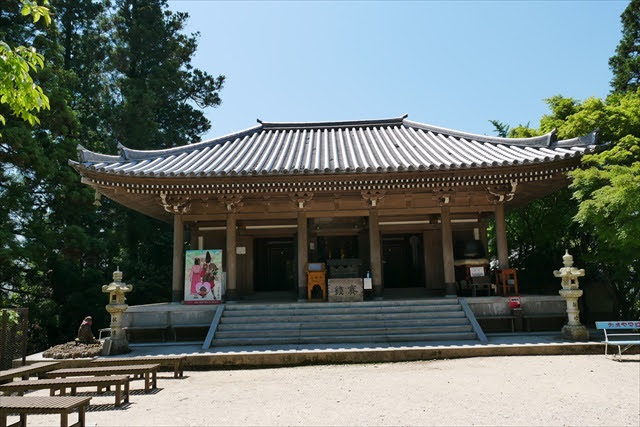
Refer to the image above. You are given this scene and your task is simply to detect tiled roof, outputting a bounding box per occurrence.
[71,115,598,177]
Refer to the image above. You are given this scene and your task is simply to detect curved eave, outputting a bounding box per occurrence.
[117,125,263,161]
[73,149,591,182]
[403,119,558,147]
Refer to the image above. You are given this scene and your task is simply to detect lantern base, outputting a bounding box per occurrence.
[102,337,130,355]
[561,324,589,341]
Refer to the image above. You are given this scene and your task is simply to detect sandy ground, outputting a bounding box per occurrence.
[4,354,639,426]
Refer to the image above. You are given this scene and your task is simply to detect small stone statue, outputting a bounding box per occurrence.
[76,316,95,344]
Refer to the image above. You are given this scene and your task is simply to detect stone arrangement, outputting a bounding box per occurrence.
[102,267,133,355]
[553,250,589,340]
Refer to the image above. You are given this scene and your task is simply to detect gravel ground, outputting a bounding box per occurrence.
[6,354,639,426]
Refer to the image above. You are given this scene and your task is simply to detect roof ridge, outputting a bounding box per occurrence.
[259,115,408,130]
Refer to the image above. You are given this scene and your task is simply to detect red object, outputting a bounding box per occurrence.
[509,296,521,309]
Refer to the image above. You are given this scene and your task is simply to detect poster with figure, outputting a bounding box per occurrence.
[184,249,224,304]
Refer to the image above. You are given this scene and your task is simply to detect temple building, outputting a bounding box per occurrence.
[70,115,598,303]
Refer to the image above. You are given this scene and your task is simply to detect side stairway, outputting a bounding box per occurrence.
[208,298,482,347]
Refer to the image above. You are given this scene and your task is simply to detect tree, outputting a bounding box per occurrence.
[609,0,640,94]
[0,0,51,133]
[1,0,225,351]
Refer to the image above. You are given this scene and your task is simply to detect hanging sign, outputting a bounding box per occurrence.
[184,249,224,304]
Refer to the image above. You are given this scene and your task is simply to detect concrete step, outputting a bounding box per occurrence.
[224,298,458,311]
[217,317,470,331]
[214,325,474,338]
[211,331,478,346]
[219,311,466,324]
[223,304,462,317]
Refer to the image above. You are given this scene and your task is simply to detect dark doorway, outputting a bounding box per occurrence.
[382,234,425,288]
[254,238,296,292]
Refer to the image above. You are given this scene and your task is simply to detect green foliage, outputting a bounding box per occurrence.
[609,0,640,93]
[492,88,640,318]
[0,0,51,132]
[1,0,224,351]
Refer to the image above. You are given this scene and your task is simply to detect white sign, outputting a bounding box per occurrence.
[236,246,246,255]
[470,266,485,277]
[363,278,373,290]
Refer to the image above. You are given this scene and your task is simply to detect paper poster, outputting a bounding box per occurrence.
[184,249,223,304]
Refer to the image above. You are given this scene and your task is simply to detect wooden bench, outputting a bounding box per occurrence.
[0,362,60,385]
[596,321,640,358]
[0,396,91,427]
[475,315,516,332]
[123,326,169,343]
[523,313,566,331]
[90,356,186,378]
[44,364,159,392]
[0,375,130,407]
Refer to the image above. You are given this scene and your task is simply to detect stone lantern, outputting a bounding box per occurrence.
[553,250,589,340]
[102,267,133,354]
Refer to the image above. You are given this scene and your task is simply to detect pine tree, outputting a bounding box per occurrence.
[609,0,640,93]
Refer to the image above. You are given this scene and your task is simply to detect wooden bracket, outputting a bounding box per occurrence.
[432,188,456,206]
[159,192,191,214]
[486,180,518,203]
[218,194,244,213]
[289,192,313,209]
[361,190,386,208]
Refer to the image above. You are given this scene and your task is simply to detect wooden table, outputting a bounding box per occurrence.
[0,396,91,427]
[0,375,130,407]
[90,355,186,378]
[0,362,60,385]
[44,364,159,392]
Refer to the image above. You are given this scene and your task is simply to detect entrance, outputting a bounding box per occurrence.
[382,234,425,288]
[254,238,296,292]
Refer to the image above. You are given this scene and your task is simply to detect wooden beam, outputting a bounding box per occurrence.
[172,215,184,302]
[297,211,308,300]
[225,214,237,299]
[440,206,456,297]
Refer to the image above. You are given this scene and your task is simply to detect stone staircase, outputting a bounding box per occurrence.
[209,298,480,347]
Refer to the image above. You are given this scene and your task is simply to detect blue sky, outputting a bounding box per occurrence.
[167,0,629,140]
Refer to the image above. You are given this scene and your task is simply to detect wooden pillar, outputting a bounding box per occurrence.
[423,230,430,290]
[297,211,308,300]
[171,215,184,303]
[226,213,237,299]
[495,203,509,269]
[369,209,383,298]
[440,206,456,297]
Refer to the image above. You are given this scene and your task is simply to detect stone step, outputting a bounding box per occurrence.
[217,317,470,331]
[214,324,474,338]
[223,304,462,317]
[224,298,458,311]
[211,331,478,347]
[219,311,467,324]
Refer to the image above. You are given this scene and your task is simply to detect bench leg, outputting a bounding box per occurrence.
[124,380,130,403]
[79,405,86,427]
[174,363,179,379]
[60,413,68,427]
[152,370,157,389]
[115,383,122,407]
[0,414,6,427]
[144,372,150,392]
[71,387,77,396]
[20,415,27,427]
